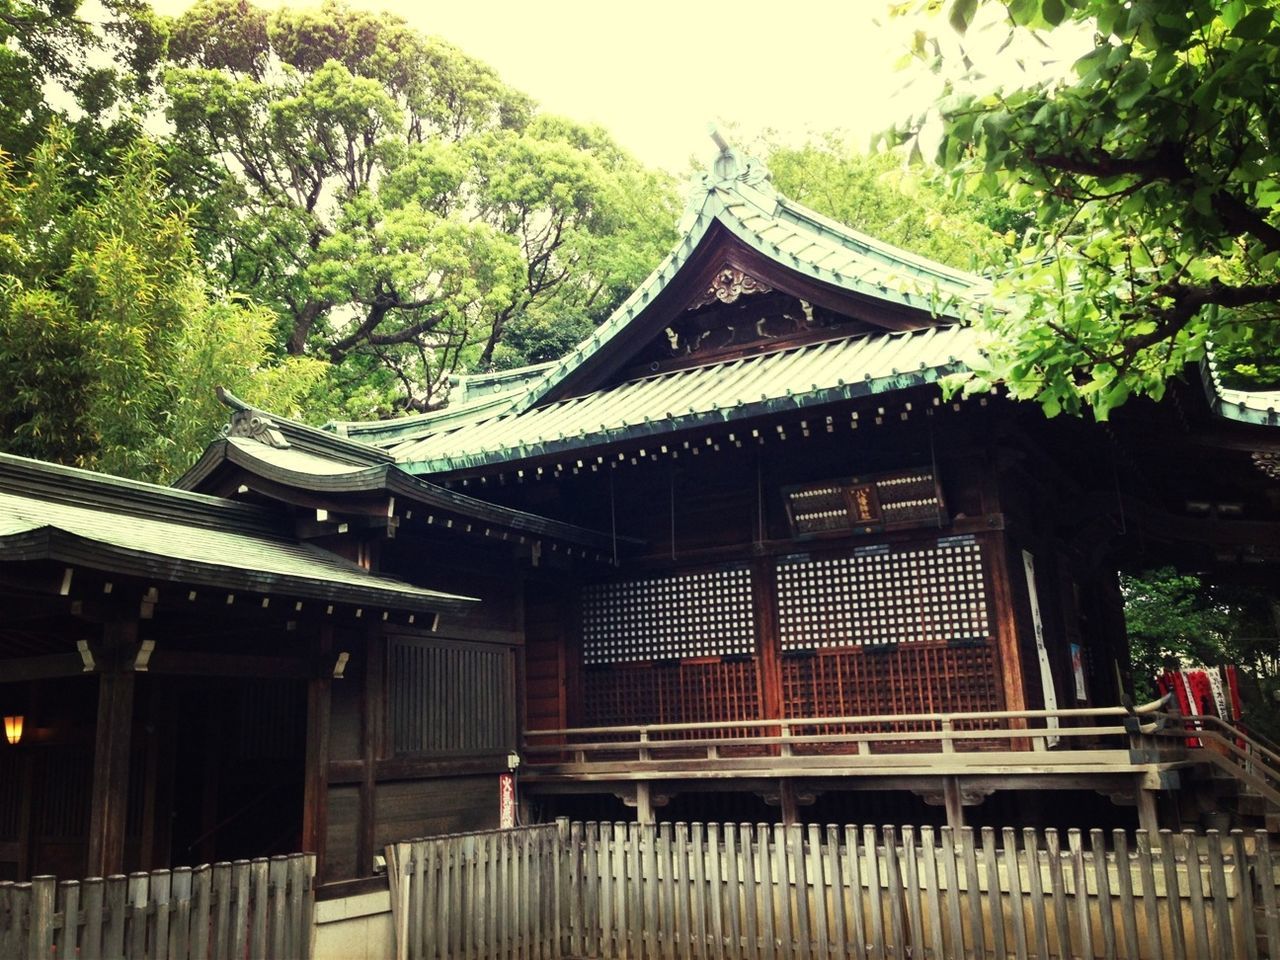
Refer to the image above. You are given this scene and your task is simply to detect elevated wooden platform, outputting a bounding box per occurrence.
[520,700,1280,831]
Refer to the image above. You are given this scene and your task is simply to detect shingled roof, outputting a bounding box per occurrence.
[303,143,1277,478]
[322,144,989,469]
[0,452,475,614]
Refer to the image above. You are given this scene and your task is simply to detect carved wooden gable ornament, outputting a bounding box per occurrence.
[687,266,773,311]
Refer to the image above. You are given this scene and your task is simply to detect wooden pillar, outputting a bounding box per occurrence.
[196,691,221,864]
[753,556,783,732]
[138,682,176,870]
[358,625,384,877]
[87,619,137,878]
[16,752,33,879]
[1136,782,1160,836]
[942,777,965,833]
[302,625,333,876]
[987,534,1028,718]
[634,782,654,824]
[779,781,799,826]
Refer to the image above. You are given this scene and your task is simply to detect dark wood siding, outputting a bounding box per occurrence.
[373,776,497,847]
[387,636,515,757]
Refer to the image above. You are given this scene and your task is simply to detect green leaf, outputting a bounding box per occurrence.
[949,0,979,34]
[1233,8,1276,39]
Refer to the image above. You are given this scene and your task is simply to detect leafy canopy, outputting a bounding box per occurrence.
[0,126,325,482]
[893,0,1280,418]
[0,0,168,169]
[164,0,678,414]
[765,136,1024,271]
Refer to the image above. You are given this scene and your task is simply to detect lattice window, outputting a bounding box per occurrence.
[581,659,760,729]
[580,567,756,665]
[777,536,990,650]
[782,642,1003,745]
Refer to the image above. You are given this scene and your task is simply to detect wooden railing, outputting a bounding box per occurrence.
[522,698,1174,775]
[387,820,1280,960]
[1148,711,1280,812]
[0,852,315,959]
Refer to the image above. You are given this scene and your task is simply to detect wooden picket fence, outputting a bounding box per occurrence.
[389,821,1280,960]
[387,824,564,960]
[0,852,315,959]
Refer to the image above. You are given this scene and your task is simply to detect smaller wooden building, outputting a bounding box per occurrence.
[0,427,612,887]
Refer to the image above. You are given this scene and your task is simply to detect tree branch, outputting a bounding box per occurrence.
[1029,143,1280,254]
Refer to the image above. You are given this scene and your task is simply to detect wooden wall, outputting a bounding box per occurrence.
[485,394,1132,742]
[322,540,529,885]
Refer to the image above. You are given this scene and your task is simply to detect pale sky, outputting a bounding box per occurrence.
[148,0,1087,174]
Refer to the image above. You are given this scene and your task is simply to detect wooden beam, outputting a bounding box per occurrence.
[302,625,333,878]
[144,650,309,679]
[86,619,137,878]
[0,652,87,683]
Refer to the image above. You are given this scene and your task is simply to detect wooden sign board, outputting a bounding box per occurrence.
[782,467,945,539]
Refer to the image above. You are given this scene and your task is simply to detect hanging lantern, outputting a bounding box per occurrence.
[3,715,22,745]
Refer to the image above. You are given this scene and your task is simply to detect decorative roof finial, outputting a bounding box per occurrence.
[709,124,732,154]
[699,124,775,198]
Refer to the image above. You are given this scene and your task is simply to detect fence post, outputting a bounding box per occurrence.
[27,875,55,960]
[556,818,570,959]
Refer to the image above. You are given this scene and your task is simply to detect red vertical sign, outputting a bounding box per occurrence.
[499,773,516,829]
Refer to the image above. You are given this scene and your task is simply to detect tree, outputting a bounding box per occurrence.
[893,0,1280,418]
[164,0,677,412]
[765,136,1024,271]
[0,125,325,482]
[0,0,167,172]
[1123,566,1280,735]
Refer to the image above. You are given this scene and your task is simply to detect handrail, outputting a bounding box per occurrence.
[524,696,1171,741]
[1166,727,1280,811]
[1139,710,1280,821]
[523,722,1150,757]
[1195,712,1280,773]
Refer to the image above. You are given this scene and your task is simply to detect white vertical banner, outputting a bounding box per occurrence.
[1022,550,1060,747]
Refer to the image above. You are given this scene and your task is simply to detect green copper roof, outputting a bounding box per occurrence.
[0,453,475,613]
[307,144,1275,479]
[1202,357,1280,427]
[178,403,623,552]
[327,362,554,448]
[392,324,978,474]
[501,147,989,417]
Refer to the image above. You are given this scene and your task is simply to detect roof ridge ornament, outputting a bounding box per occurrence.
[688,125,778,215]
[224,409,292,449]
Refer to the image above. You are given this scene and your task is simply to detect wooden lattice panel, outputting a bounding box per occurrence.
[782,641,1003,750]
[776,536,990,650]
[581,659,761,731]
[580,567,756,665]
